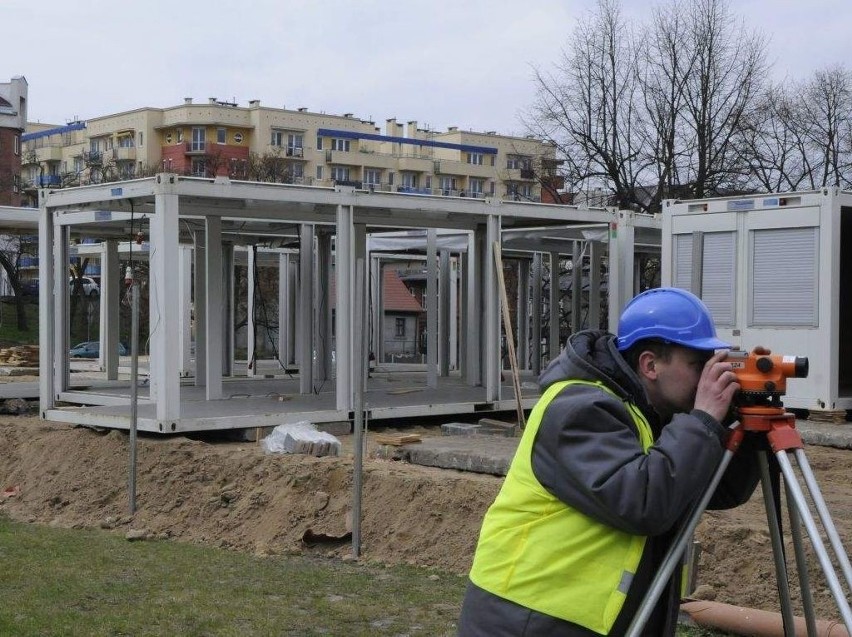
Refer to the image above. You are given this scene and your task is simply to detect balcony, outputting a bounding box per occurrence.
[38,175,62,187]
[185,141,206,154]
[396,186,432,195]
[113,146,137,161]
[398,155,433,172]
[286,146,305,159]
[334,179,363,188]
[33,145,64,163]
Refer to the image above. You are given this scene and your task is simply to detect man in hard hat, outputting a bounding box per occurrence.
[458,287,760,637]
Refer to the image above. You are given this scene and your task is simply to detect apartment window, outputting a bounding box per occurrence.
[469,178,484,196]
[175,129,182,143]
[191,127,205,152]
[395,318,406,337]
[73,157,84,173]
[331,166,350,182]
[467,152,483,165]
[191,158,206,176]
[12,175,20,193]
[287,134,303,157]
[388,172,394,186]
[364,169,381,185]
[508,183,532,199]
[139,132,144,146]
[401,173,418,188]
[440,176,456,193]
[271,130,285,146]
[234,132,243,143]
[507,155,532,170]
[316,165,323,180]
[316,136,323,150]
[90,139,101,153]
[331,138,350,152]
[118,135,134,148]
[290,162,304,179]
[217,128,226,144]
[425,175,432,190]
[13,135,20,155]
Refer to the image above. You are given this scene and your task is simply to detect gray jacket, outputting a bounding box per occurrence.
[459,330,759,636]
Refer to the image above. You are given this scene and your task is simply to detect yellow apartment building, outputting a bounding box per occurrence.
[21,97,564,205]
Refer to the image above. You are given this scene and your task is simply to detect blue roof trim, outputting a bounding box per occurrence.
[317,128,498,154]
[22,121,86,142]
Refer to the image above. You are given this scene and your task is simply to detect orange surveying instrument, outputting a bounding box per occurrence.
[627,348,852,636]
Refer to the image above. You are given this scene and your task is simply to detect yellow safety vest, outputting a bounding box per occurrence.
[469,379,655,635]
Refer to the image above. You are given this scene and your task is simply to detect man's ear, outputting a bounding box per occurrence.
[636,350,658,381]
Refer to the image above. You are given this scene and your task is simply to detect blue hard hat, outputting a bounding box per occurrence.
[616,287,731,351]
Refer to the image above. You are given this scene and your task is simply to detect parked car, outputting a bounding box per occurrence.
[18,277,100,297]
[69,276,100,296]
[69,341,128,358]
[20,280,39,296]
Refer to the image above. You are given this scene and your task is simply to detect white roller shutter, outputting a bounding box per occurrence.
[673,234,693,291]
[750,227,818,326]
[701,232,736,326]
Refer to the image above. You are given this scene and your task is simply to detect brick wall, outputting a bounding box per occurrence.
[0,127,22,206]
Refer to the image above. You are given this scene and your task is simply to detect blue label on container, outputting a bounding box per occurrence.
[726,199,755,211]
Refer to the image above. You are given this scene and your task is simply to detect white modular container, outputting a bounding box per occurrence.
[662,188,852,412]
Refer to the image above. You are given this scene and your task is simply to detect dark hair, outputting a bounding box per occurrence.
[621,338,676,372]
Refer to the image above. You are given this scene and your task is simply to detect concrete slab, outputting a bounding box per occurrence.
[441,422,482,436]
[798,419,852,449]
[391,418,852,477]
[388,436,520,476]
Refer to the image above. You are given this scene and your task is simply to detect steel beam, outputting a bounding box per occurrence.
[38,200,55,415]
[178,245,192,377]
[299,224,315,396]
[99,240,120,380]
[205,216,223,400]
[149,185,181,423]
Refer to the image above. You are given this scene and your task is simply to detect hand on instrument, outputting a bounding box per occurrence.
[694,350,740,423]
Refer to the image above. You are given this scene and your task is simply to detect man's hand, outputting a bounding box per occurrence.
[694,350,740,423]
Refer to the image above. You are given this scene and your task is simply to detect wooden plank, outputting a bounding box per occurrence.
[493,242,526,429]
[375,433,422,446]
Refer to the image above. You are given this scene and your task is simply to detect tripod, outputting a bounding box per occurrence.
[627,405,852,636]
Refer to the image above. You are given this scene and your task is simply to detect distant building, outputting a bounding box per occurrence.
[0,76,27,206]
[21,97,563,205]
[379,267,424,362]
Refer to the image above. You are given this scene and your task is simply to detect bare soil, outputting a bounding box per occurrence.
[1,415,851,622]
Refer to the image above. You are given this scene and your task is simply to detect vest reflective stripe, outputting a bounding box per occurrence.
[469,379,654,635]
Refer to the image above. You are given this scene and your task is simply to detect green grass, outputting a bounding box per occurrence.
[0,516,464,636]
[0,516,734,636]
[0,296,104,348]
[0,299,39,346]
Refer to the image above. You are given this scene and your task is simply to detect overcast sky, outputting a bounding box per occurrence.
[4,0,852,137]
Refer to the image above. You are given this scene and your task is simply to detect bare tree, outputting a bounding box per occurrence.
[639,1,696,210]
[526,0,650,210]
[246,149,291,183]
[678,0,768,198]
[0,233,36,331]
[737,82,814,192]
[800,65,852,188]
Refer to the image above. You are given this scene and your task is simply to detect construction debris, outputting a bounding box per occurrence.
[260,422,341,457]
[0,345,39,367]
[807,409,848,424]
[374,433,422,446]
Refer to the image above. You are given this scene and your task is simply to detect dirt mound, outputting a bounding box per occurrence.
[1,416,851,622]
